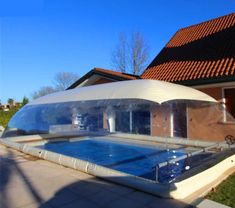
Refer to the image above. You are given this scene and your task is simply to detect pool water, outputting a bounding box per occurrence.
[37,138,191,183]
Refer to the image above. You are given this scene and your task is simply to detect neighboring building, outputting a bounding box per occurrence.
[0,101,22,111]
[0,105,10,111]
[68,68,139,89]
[68,13,235,141]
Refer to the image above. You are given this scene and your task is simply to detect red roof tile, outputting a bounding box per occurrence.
[142,13,235,85]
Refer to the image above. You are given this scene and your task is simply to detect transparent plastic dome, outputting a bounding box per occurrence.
[2,80,235,142]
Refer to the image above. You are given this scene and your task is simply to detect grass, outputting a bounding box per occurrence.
[206,172,235,207]
[0,107,20,128]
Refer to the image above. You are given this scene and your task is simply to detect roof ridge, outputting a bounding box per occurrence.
[94,67,116,72]
[94,67,139,78]
[176,12,235,33]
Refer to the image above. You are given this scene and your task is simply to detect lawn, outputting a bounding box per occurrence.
[206,172,235,208]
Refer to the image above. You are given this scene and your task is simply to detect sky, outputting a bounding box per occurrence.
[0,0,235,103]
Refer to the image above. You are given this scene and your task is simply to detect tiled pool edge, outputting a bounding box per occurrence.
[0,138,234,200]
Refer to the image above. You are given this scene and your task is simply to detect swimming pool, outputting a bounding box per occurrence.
[1,134,233,199]
[36,137,210,183]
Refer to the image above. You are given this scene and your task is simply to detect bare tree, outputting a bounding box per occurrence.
[53,72,79,91]
[32,72,79,99]
[130,32,149,75]
[32,86,56,99]
[111,32,149,75]
[111,33,127,73]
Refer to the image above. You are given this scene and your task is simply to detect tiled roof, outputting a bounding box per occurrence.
[94,68,139,80]
[142,13,235,85]
[67,68,139,89]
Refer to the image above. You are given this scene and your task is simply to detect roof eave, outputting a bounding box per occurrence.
[173,75,235,86]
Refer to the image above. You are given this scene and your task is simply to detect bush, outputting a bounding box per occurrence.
[0,107,20,128]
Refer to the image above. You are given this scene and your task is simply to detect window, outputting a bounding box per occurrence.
[132,111,150,135]
[171,103,187,138]
[223,87,235,121]
[116,110,150,135]
[116,111,130,133]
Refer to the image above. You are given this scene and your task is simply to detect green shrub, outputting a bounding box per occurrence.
[0,107,20,128]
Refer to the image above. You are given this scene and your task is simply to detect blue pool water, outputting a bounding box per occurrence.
[37,138,190,183]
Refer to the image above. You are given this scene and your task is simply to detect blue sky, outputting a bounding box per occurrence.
[0,0,234,103]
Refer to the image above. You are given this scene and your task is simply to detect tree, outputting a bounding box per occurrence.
[111,33,127,73]
[111,31,149,75]
[32,86,56,99]
[53,72,79,91]
[32,72,79,99]
[7,98,14,106]
[22,96,29,106]
[130,32,149,75]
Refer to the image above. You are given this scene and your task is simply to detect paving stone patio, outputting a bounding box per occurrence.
[0,144,193,208]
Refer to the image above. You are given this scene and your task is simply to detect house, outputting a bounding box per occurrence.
[142,12,235,121]
[0,101,22,111]
[68,13,235,141]
[140,12,235,141]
